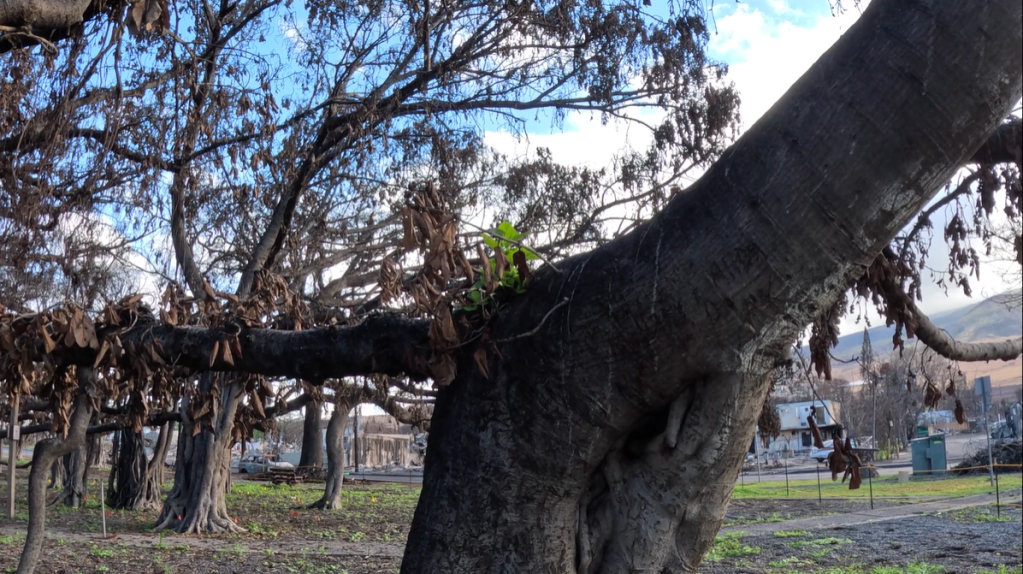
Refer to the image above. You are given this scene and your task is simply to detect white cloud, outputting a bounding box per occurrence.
[708,2,863,130]
[488,0,1016,336]
[279,19,309,52]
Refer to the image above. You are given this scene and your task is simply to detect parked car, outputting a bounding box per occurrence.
[812,438,868,463]
[812,440,834,463]
[237,453,294,474]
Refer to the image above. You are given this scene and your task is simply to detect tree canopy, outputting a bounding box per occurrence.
[1,0,1021,572]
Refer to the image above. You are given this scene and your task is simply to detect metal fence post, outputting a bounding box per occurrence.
[784,457,789,498]
[994,467,1000,519]
[868,466,874,510]
[816,462,822,504]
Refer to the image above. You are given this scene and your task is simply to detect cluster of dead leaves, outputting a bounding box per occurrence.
[805,410,863,490]
[385,182,476,387]
[229,375,278,445]
[920,364,967,425]
[827,435,864,490]
[125,0,169,37]
[1,305,101,398]
[848,248,921,357]
[807,293,845,381]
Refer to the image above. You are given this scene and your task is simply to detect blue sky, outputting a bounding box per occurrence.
[486,0,1018,338]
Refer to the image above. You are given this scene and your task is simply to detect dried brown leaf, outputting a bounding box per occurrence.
[473,346,489,379]
[477,245,493,290]
[220,340,234,366]
[230,336,244,362]
[808,412,825,449]
[401,207,418,250]
[251,391,265,418]
[37,317,55,353]
[513,250,531,285]
[493,246,509,280]
[954,399,966,425]
[93,340,110,369]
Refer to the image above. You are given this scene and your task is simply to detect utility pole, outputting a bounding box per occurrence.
[753,426,763,482]
[8,393,19,519]
[975,376,995,487]
[354,404,360,473]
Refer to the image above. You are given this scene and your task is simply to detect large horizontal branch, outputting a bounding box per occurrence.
[0,0,120,54]
[0,409,182,440]
[66,314,434,382]
[912,305,1023,362]
[1,392,319,440]
[873,249,1022,362]
[969,117,1022,166]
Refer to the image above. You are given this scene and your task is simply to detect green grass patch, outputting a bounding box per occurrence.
[789,536,853,548]
[943,505,1018,524]
[974,566,1023,574]
[769,563,947,574]
[704,532,761,562]
[733,473,1022,500]
[774,530,810,537]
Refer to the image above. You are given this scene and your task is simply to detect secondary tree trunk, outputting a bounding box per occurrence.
[299,399,323,469]
[17,373,95,574]
[52,445,88,508]
[401,1,1022,571]
[47,445,63,490]
[306,399,351,510]
[107,422,170,510]
[86,432,102,467]
[155,373,245,534]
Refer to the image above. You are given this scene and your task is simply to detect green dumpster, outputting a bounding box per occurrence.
[910,433,947,476]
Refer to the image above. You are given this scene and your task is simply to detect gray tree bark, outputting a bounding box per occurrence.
[0,0,91,28]
[305,399,351,510]
[299,399,324,469]
[400,0,1022,572]
[17,372,94,574]
[108,422,171,510]
[52,447,87,508]
[155,374,244,534]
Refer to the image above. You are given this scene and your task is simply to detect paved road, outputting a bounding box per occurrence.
[737,432,996,485]
[346,469,423,484]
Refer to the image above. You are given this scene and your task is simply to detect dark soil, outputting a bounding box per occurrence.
[704,503,1023,574]
[0,469,1019,574]
[725,497,907,526]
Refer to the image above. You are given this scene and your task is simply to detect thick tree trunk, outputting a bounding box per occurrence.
[150,420,174,482]
[86,432,101,467]
[107,430,144,509]
[299,399,324,469]
[306,401,350,510]
[404,365,770,572]
[401,0,1021,572]
[17,375,94,574]
[107,423,170,510]
[155,374,244,534]
[52,445,88,508]
[47,445,63,490]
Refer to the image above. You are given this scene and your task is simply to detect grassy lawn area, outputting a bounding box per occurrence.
[733,473,1023,500]
[23,477,421,542]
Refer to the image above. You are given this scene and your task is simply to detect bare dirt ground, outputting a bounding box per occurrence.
[704,503,1023,574]
[0,473,1020,574]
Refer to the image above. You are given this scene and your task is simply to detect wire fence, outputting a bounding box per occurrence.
[737,461,1022,519]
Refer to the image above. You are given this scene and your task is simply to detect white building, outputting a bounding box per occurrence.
[765,400,843,455]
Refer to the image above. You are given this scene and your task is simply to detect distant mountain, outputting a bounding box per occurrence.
[825,292,1022,361]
